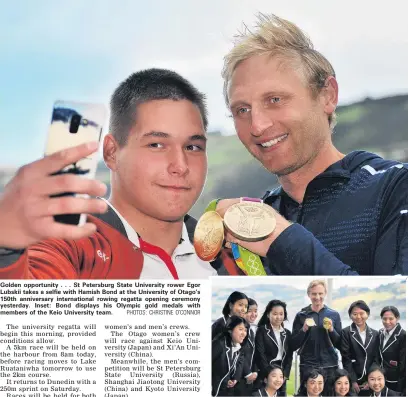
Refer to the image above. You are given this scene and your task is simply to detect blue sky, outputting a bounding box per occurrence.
[2,1,408,167]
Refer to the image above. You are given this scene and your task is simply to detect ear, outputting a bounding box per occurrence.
[103,134,119,171]
[320,75,338,118]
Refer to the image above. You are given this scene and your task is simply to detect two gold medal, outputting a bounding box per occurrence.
[193,199,276,261]
[305,317,331,329]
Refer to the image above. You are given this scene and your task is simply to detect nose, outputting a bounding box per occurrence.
[167,148,189,176]
[250,105,273,137]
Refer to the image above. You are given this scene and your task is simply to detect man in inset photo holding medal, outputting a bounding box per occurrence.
[195,13,408,276]
[291,280,341,395]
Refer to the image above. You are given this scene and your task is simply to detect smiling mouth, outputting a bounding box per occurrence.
[259,134,288,148]
[159,185,190,191]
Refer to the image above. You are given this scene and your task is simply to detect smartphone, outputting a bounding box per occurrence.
[44,100,107,226]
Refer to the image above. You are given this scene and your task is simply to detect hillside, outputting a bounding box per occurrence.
[211,280,406,326]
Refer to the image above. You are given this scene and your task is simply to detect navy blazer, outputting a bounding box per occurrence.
[255,323,293,379]
[341,323,379,384]
[212,316,228,339]
[212,336,245,397]
[379,324,406,392]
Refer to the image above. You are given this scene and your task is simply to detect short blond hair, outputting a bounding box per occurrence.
[307,280,327,295]
[222,13,337,129]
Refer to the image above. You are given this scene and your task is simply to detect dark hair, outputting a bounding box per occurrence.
[247,298,258,308]
[263,364,284,384]
[367,364,386,377]
[296,369,325,397]
[222,291,248,317]
[348,300,370,317]
[258,299,288,327]
[224,315,250,346]
[367,365,386,387]
[109,68,208,146]
[329,368,352,396]
[380,305,400,319]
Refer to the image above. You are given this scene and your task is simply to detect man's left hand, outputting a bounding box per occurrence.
[324,318,334,332]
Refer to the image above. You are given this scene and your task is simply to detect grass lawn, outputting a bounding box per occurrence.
[286,374,296,396]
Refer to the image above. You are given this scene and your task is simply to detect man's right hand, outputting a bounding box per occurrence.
[302,322,309,332]
[216,198,291,256]
[0,142,108,250]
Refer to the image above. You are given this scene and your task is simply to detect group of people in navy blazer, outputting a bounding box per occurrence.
[211,280,406,397]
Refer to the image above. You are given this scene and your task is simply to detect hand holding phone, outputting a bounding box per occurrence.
[0,142,108,250]
[45,100,107,225]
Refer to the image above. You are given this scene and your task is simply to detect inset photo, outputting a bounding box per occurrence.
[211,277,406,397]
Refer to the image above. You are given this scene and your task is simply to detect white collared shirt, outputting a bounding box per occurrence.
[383,325,397,347]
[105,200,217,279]
[250,324,258,336]
[231,343,241,355]
[359,326,367,345]
[265,390,277,397]
[272,325,284,361]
